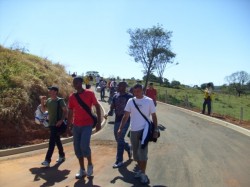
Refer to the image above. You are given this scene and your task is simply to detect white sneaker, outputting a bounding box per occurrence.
[87,164,93,176]
[112,161,123,168]
[41,160,50,167]
[140,173,149,184]
[75,169,86,179]
[56,156,65,163]
[134,170,142,178]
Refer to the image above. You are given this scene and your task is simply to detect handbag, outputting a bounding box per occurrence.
[132,99,160,142]
[74,93,98,128]
[56,99,67,135]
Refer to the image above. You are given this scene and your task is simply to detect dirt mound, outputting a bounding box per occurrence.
[0,46,73,149]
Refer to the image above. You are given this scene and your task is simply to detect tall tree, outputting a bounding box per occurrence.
[155,50,176,85]
[128,24,175,90]
[225,71,250,96]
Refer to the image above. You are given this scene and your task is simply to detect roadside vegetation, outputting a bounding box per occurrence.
[156,85,250,121]
[0,46,73,148]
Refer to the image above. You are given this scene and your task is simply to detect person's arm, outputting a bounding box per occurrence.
[117,111,130,137]
[56,102,68,127]
[151,113,159,138]
[104,102,114,119]
[94,102,102,132]
[67,108,73,126]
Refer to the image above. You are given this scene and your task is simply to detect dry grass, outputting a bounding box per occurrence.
[0,46,74,148]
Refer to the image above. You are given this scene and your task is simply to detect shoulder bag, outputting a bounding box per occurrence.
[132,99,160,142]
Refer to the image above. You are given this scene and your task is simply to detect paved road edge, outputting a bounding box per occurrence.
[0,102,107,157]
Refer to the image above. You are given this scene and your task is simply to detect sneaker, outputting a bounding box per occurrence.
[112,161,123,168]
[75,169,86,179]
[127,145,132,159]
[140,173,149,184]
[134,170,142,178]
[41,160,50,167]
[87,164,93,176]
[56,156,65,163]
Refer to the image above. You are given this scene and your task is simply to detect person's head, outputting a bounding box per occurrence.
[47,86,59,98]
[117,81,127,93]
[133,84,143,98]
[73,76,83,90]
[149,82,154,88]
[207,83,212,88]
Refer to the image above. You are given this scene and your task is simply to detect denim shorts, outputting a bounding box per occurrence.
[130,130,148,161]
[73,125,92,158]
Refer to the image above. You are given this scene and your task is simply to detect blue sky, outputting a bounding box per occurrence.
[1,0,249,86]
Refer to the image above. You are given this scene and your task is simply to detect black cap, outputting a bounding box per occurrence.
[48,86,59,92]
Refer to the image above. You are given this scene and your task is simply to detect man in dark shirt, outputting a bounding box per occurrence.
[105,81,133,168]
[40,86,68,167]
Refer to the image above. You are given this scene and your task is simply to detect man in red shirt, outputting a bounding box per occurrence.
[145,83,157,106]
[67,76,101,179]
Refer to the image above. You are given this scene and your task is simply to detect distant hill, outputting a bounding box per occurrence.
[0,46,73,148]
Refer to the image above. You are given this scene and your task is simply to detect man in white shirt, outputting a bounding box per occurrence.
[118,84,158,184]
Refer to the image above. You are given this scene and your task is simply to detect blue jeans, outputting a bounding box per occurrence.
[114,121,130,162]
[73,125,92,158]
[100,88,105,100]
[202,98,211,115]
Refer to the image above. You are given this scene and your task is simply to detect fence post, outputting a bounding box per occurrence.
[165,90,167,103]
[240,107,243,123]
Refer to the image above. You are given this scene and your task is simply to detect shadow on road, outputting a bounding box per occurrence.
[29,161,70,187]
[110,159,140,186]
[110,160,168,187]
[108,121,115,125]
[158,124,166,131]
[74,176,101,187]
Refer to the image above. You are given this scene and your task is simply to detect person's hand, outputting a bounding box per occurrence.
[95,122,101,132]
[117,128,122,138]
[153,130,159,138]
[56,120,63,127]
[104,114,108,119]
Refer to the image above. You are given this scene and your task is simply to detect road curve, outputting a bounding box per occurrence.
[0,99,249,187]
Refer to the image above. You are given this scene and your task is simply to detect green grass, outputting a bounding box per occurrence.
[156,86,250,121]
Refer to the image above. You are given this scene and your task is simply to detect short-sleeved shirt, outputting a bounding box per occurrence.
[125,96,156,131]
[112,92,133,122]
[46,97,66,126]
[68,90,98,126]
[145,88,157,102]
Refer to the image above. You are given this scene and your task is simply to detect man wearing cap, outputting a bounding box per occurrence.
[40,86,68,167]
[67,76,102,179]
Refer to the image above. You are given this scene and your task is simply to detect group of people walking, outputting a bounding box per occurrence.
[39,75,213,185]
[39,76,159,184]
[40,76,102,178]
